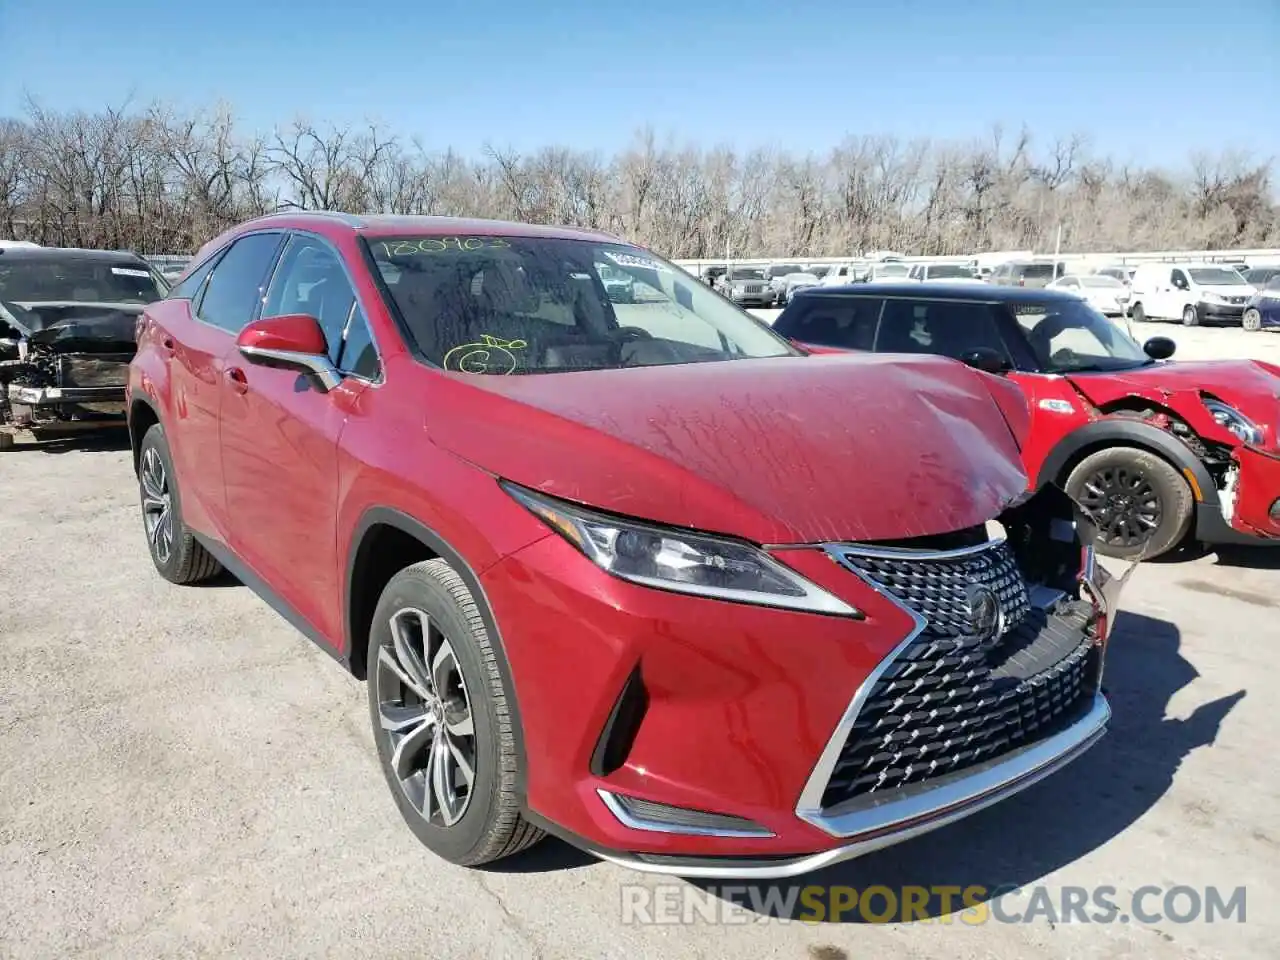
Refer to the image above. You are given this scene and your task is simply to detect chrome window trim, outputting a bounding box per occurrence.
[793,538,1109,840]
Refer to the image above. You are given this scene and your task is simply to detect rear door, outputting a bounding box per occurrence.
[148,232,285,542]
[218,232,379,644]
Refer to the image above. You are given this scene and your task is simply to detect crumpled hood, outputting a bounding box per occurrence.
[424,353,1029,544]
[3,301,143,348]
[1066,359,1280,422]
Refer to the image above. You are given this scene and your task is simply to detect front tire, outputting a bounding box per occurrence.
[1064,446,1194,561]
[1182,305,1199,327]
[367,559,543,866]
[137,423,223,584]
[1243,307,1262,332]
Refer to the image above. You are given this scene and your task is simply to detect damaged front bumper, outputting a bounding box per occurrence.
[1226,445,1280,539]
[7,382,126,408]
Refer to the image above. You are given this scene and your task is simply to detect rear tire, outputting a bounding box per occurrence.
[367,559,544,867]
[1130,302,1146,323]
[1064,446,1194,561]
[1243,308,1262,332]
[137,423,223,584]
[1182,305,1199,327]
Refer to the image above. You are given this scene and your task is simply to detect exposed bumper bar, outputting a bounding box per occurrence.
[594,694,1110,880]
[7,383,126,406]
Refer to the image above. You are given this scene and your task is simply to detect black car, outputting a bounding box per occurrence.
[0,246,168,448]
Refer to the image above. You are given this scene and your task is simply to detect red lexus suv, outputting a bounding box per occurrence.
[126,212,1126,879]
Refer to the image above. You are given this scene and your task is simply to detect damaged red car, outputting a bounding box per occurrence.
[775,284,1280,560]
[127,213,1122,879]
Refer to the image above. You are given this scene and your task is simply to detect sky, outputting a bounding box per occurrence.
[1,0,1276,168]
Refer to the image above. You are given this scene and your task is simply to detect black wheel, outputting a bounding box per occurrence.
[1243,308,1262,332]
[1130,302,1146,323]
[1182,305,1199,327]
[367,559,543,866]
[1064,447,1194,561]
[137,423,223,583]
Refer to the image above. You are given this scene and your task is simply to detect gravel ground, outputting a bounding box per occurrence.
[1,324,1277,959]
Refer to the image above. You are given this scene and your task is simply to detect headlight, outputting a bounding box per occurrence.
[502,482,862,616]
[1200,291,1225,303]
[1202,397,1264,445]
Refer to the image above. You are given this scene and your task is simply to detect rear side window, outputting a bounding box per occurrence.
[166,253,220,301]
[776,297,882,349]
[196,232,285,333]
[874,298,1010,362]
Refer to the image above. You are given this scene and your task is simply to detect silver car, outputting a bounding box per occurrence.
[720,267,776,307]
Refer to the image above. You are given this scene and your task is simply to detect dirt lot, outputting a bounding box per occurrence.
[2,325,1278,959]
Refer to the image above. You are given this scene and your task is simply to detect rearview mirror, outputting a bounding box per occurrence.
[959,347,1011,375]
[1142,336,1176,360]
[236,313,343,391]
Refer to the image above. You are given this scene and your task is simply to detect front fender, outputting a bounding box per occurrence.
[1035,417,1219,507]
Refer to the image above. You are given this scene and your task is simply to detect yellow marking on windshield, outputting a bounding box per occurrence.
[442,335,528,375]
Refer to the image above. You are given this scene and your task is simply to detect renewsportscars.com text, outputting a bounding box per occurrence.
[620,883,1247,925]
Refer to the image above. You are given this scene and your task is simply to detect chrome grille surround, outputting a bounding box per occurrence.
[794,535,1108,840]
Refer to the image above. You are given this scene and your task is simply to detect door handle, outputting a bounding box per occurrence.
[225,367,249,394]
[161,336,176,354]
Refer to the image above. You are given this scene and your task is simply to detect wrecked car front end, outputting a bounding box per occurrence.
[1,302,141,440]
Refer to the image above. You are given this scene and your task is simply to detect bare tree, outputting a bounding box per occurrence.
[1,100,1274,256]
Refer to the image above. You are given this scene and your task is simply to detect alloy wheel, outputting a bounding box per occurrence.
[140,446,174,565]
[376,607,477,827]
[1076,465,1160,548]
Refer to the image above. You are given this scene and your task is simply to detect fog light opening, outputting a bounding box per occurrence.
[597,790,775,838]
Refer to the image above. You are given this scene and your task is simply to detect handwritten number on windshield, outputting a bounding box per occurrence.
[378,238,512,257]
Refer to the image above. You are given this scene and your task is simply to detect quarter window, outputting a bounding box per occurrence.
[197,232,285,333]
[337,304,381,379]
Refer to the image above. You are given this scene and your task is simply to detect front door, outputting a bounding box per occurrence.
[218,233,373,645]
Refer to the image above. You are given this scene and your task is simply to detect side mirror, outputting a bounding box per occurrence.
[236,313,343,391]
[1143,336,1176,360]
[960,347,1011,375]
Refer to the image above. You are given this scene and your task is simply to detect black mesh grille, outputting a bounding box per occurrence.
[821,540,1099,810]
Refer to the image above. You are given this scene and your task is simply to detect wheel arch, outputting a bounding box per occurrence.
[127,396,161,476]
[1036,417,1218,507]
[345,507,531,795]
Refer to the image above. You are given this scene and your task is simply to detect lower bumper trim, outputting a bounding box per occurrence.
[592,694,1110,880]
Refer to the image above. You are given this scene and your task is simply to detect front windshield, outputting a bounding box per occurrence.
[729,268,766,281]
[1080,276,1123,288]
[873,263,911,277]
[0,257,165,304]
[1189,267,1244,285]
[1012,300,1149,372]
[767,264,801,278]
[366,235,799,374]
[926,264,976,279]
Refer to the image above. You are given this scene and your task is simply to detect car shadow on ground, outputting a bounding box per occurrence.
[676,610,1245,923]
[1153,540,1280,570]
[2,426,132,454]
[482,610,1245,886]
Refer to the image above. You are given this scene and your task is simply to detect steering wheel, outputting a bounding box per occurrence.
[609,325,655,366]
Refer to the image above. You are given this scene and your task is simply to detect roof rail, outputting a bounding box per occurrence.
[245,208,365,227]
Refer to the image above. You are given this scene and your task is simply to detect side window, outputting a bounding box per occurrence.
[775,297,882,349]
[874,299,1009,362]
[337,304,382,379]
[1171,269,1188,289]
[166,252,220,301]
[197,232,285,333]
[1265,276,1280,293]
[263,235,357,362]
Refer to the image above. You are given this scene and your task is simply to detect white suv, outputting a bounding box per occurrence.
[1129,262,1255,326]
